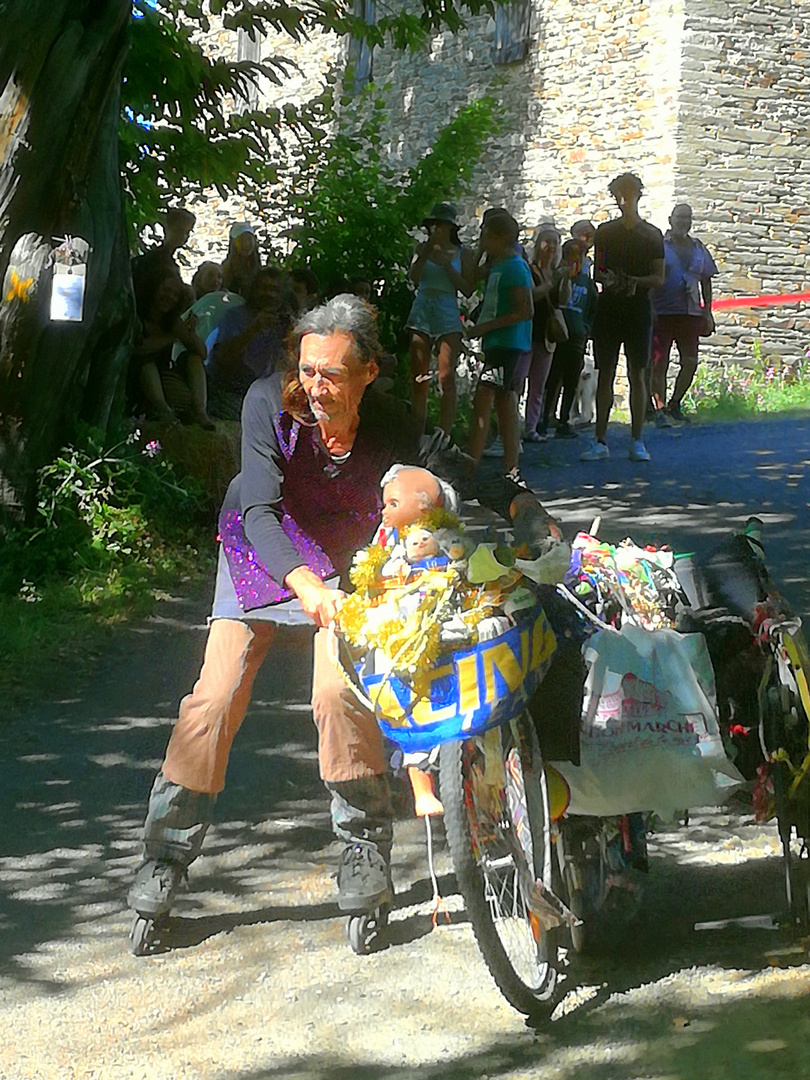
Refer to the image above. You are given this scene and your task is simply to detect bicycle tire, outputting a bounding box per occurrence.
[763,627,810,936]
[440,714,559,1018]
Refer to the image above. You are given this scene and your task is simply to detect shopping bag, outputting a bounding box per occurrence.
[551,625,743,819]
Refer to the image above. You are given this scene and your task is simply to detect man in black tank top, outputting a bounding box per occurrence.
[581,173,665,463]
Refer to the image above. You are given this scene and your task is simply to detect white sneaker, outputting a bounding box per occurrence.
[482,437,503,458]
[629,439,651,462]
[580,440,610,462]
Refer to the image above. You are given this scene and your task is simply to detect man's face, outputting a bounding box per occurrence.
[612,183,641,213]
[298,332,378,424]
[381,469,440,530]
[670,206,693,239]
[480,223,505,257]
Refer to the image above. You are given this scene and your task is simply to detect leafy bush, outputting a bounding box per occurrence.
[0,428,214,708]
[269,87,499,352]
[0,428,212,604]
[685,343,810,420]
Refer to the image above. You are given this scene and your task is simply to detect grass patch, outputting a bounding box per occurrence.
[0,428,215,712]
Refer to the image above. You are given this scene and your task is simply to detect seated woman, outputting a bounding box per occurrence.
[221,222,262,297]
[207,266,295,420]
[132,263,214,429]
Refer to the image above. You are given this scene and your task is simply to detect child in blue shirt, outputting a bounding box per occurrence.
[465,213,533,480]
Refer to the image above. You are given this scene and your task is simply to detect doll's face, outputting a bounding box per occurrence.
[405,527,438,563]
[381,469,441,530]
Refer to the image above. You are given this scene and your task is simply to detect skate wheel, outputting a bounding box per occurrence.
[129,913,157,957]
[346,913,373,955]
[345,904,389,955]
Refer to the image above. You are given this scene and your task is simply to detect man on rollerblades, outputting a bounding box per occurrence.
[128,295,422,951]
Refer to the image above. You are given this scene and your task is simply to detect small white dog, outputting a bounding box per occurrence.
[571,347,598,426]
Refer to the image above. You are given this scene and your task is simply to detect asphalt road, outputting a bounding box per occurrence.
[1,414,808,1080]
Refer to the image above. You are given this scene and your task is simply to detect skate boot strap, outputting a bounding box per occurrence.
[127,859,186,918]
[336,843,392,914]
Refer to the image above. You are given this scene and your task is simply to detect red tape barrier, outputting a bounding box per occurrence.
[713,291,810,311]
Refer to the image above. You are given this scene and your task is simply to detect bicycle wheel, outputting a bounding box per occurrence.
[763,627,810,935]
[440,713,560,1018]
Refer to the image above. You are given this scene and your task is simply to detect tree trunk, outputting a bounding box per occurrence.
[0,0,133,517]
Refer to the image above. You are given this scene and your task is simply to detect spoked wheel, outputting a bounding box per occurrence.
[774,764,810,937]
[761,628,810,938]
[440,714,560,1018]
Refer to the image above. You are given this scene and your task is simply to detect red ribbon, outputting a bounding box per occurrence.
[712,291,810,311]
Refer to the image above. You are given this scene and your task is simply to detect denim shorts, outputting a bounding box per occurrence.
[406,291,463,340]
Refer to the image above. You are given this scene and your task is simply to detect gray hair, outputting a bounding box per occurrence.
[291,293,381,366]
[380,464,460,515]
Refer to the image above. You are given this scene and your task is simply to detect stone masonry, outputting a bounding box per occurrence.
[189,0,810,367]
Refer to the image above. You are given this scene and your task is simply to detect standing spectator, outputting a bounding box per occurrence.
[222,222,262,297]
[406,202,477,436]
[466,213,534,480]
[522,224,571,442]
[570,219,596,275]
[208,267,294,419]
[541,239,597,438]
[132,207,196,291]
[650,203,718,423]
[581,173,665,462]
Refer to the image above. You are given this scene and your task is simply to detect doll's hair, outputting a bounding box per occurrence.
[380,464,460,516]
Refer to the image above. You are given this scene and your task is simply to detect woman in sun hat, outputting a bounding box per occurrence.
[222,221,262,297]
[406,201,477,435]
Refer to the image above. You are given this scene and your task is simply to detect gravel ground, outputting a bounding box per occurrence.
[1,597,808,1080]
[2,415,809,1079]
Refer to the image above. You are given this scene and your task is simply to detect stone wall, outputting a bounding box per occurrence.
[184,1,810,366]
[373,0,684,233]
[675,0,810,364]
[183,13,342,271]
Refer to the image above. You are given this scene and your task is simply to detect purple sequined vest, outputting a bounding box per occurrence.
[221,411,390,611]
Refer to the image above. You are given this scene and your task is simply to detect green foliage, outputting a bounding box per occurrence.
[0,429,212,603]
[0,426,214,708]
[122,0,495,238]
[273,87,499,349]
[684,344,810,421]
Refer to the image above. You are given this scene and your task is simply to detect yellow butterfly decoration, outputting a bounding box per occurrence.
[5,270,34,303]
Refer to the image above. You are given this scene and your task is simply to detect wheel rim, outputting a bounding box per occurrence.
[463,735,551,991]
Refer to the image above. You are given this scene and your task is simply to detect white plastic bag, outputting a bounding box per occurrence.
[552,626,743,819]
